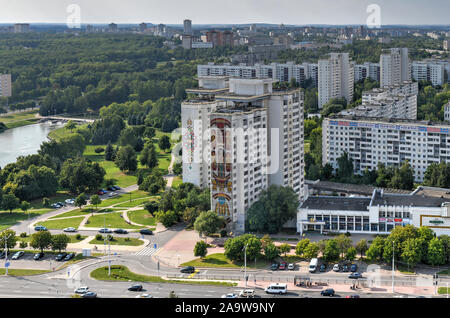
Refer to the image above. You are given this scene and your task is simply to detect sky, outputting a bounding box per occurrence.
[0,0,448,25]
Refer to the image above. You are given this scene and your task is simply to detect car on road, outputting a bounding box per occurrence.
[74,286,89,294]
[33,252,44,260]
[51,203,63,209]
[319,263,327,272]
[279,262,287,270]
[112,186,121,191]
[270,263,279,271]
[136,294,153,298]
[101,189,109,194]
[55,252,67,261]
[239,290,255,298]
[82,291,97,298]
[99,228,112,233]
[221,293,238,298]
[11,251,25,260]
[63,227,77,232]
[288,263,295,270]
[350,264,358,272]
[348,272,363,279]
[34,225,47,231]
[346,294,360,298]
[107,186,116,191]
[65,199,75,205]
[128,284,143,291]
[97,190,105,195]
[108,192,118,197]
[139,229,153,235]
[342,264,349,272]
[180,266,195,274]
[333,264,340,272]
[265,283,287,295]
[321,289,335,297]
[113,229,128,234]
[64,253,75,261]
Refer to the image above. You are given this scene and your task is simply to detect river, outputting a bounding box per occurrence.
[0,121,65,168]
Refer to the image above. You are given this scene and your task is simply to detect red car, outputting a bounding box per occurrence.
[279,261,287,270]
[97,190,105,195]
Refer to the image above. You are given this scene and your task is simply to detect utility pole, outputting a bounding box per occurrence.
[4,233,13,276]
[392,241,395,293]
[243,243,248,289]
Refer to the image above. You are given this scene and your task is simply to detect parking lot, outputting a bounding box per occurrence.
[3,251,76,270]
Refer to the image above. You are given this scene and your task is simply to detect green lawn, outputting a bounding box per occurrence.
[0,209,53,231]
[114,197,156,208]
[0,110,39,129]
[437,269,450,275]
[438,287,450,295]
[36,216,85,230]
[171,176,182,188]
[127,209,156,226]
[181,253,270,269]
[85,212,142,229]
[48,123,88,140]
[91,190,150,208]
[0,268,50,276]
[89,237,144,246]
[48,208,122,219]
[91,265,236,287]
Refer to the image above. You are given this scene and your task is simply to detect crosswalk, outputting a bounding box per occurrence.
[134,245,160,256]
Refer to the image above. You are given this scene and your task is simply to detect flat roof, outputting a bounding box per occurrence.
[300,196,371,211]
[215,92,271,103]
[186,88,229,95]
[306,180,410,196]
[372,191,449,207]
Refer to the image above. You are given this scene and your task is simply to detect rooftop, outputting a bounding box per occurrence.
[371,190,449,207]
[326,114,450,127]
[300,196,371,211]
[306,179,410,196]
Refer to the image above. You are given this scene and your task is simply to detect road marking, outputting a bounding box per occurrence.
[188,270,200,279]
[134,246,160,256]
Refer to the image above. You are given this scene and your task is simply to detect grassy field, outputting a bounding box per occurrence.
[181,253,271,269]
[91,265,237,287]
[127,209,156,226]
[171,176,182,188]
[85,212,142,229]
[438,287,450,295]
[0,268,50,276]
[48,208,122,219]
[36,216,85,230]
[114,197,156,208]
[89,237,144,246]
[90,190,150,208]
[0,110,39,129]
[0,209,53,231]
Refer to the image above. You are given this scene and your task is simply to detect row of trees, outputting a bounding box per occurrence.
[0,229,70,253]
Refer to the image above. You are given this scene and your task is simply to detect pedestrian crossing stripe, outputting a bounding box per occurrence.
[134,246,160,256]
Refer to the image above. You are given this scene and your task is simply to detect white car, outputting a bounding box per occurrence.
[239,289,255,298]
[333,264,340,272]
[221,293,238,298]
[65,199,75,204]
[63,227,77,232]
[136,294,153,298]
[74,286,89,294]
[288,263,295,270]
[108,192,118,197]
[11,251,25,260]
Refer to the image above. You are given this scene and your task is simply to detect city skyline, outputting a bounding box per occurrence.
[0,0,449,25]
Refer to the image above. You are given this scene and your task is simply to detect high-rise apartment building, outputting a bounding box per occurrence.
[183,19,192,35]
[206,30,234,47]
[380,48,411,88]
[318,53,354,108]
[14,23,30,33]
[0,74,12,97]
[412,61,445,86]
[354,62,380,83]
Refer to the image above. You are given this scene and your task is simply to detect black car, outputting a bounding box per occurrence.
[64,253,75,261]
[180,266,195,274]
[82,292,97,298]
[107,186,116,191]
[342,264,349,272]
[350,264,358,272]
[114,229,128,234]
[55,252,67,261]
[113,186,121,190]
[33,252,44,260]
[321,289,335,296]
[0,251,9,259]
[140,229,153,235]
[348,272,363,279]
[128,284,143,291]
[270,263,279,271]
[319,263,327,272]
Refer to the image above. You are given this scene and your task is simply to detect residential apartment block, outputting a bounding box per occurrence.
[354,62,380,83]
[318,53,354,108]
[380,48,411,87]
[0,74,12,97]
[412,61,445,86]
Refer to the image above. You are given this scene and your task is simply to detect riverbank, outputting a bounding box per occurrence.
[0,109,40,131]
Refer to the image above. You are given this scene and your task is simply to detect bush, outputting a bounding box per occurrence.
[95,147,105,153]
[125,237,130,241]
[75,234,82,240]
[220,229,227,237]
[20,232,27,238]
[106,234,114,241]
[95,234,103,241]
[42,197,50,208]
[19,241,28,248]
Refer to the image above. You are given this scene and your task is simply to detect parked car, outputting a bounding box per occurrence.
[279,262,287,270]
[136,294,153,298]
[114,229,128,234]
[346,294,360,298]
[82,291,97,298]
[51,203,63,209]
[112,186,121,190]
[265,283,287,295]
[74,286,89,294]
[270,263,279,271]
[55,252,67,261]
[221,293,238,298]
[0,251,9,259]
[288,263,295,270]
[180,266,196,274]
[128,284,143,291]
[333,264,340,272]
[342,264,349,272]
[64,253,75,261]
[139,229,153,235]
[101,189,108,194]
[99,228,112,233]
[108,192,118,197]
[97,190,105,195]
[33,252,44,260]
[11,251,25,260]
[350,264,358,272]
[63,227,77,232]
[319,263,327,272]
[65,199,75,205]
[239,290,255,298]
[321,289,335,297]
[107,186,116,191]
[56,202,66,207]
[348,272,363,279]
[34,225,47,231]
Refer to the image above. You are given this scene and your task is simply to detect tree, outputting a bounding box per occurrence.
[20,201,31,214]
[303,242,320,259]
[355,239,368,259]
[264,242,280,260]
[295,239,311,257]
[224,234,261,262]
[336,152,354,183]
[139,170,166,194]
[389,161,415,190]
[75,193,87,210]
[279,243,291,256]
[144,201,159,216]
[51,234,70,252]
[105,142,115,161]
[323,239,340,262]
[59,158,106,194]
[158,135,171,153]
[335,234,352,258]
[345,247,357,261]
[155,210,178,228]
[114,145,137,172]
[261,235,273,249]
[0,229,17,253]
[193,211,224,238]
[30,231,52,253]
[1,194,19,213]
[194,240,208,259]
[427,237,446,266]
[183,207,200,228]
[140,142,158,169]
[246,185,299,233]
[65,120,77,133]
[90,195,101,211]
[401,238,422,268]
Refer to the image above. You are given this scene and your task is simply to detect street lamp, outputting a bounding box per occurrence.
[3,233,13,276]
[392,240,395,293]
[104,235,111,276]
[243,243,249,289]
